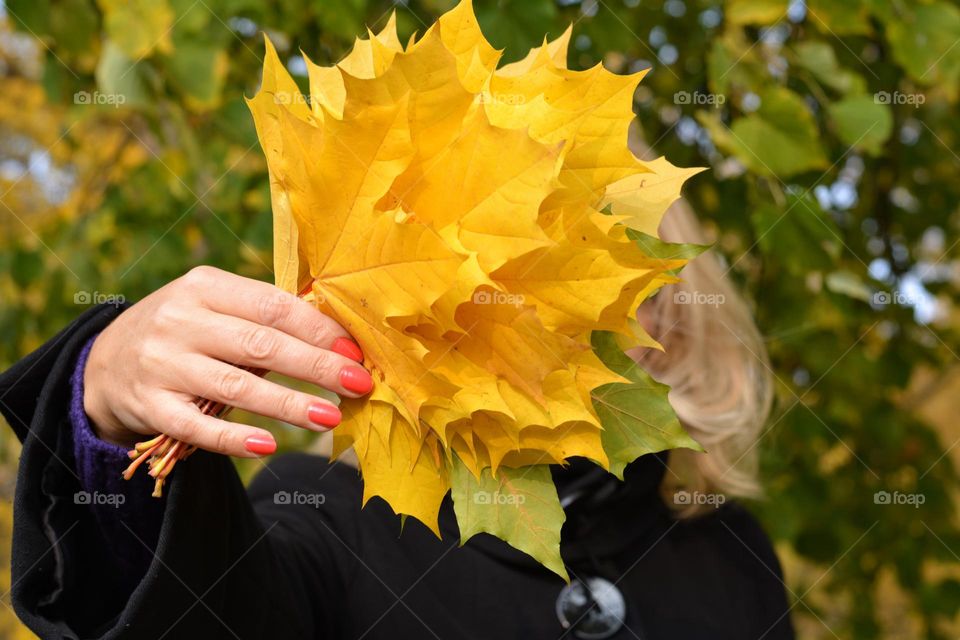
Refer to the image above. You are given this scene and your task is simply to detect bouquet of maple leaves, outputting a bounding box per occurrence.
[127,0,705,579]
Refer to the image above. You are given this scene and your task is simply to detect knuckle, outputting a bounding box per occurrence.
[138,340,168,370]
[130,380,156,408]
[170,412,201,441]
[182,265,217,289]
[213,427,232,454]
[276,392,302,422]
[309,353,336,383]
[241,327,279,361]
[309,322,333,347]
[215,370,248,403]
[256,294,293,327]
[153,303,184,330]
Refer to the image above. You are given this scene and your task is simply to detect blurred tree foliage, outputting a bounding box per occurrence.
[1,0,959,637]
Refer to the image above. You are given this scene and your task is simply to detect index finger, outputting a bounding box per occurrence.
[182,266,360,358]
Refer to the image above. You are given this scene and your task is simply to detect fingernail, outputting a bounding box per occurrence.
[331,337,364,363]
[244,435,277,456]
[308,403,342,429]
[340,366,373,395]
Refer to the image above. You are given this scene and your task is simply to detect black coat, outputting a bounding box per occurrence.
[0,303,795,639]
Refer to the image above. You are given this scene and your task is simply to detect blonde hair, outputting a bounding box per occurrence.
[635,199,773,515]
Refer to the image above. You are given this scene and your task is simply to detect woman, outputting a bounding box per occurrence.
[0,202,794,639]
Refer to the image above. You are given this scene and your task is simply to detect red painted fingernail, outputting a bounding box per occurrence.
[331,337,364,363]
[308,403,341,429]
[244,435,277,456]
[340,366,373,395]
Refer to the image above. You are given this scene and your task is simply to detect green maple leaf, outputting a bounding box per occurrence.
[450,458,568,581]
[591,331,704,479]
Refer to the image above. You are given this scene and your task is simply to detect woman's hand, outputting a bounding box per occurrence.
[83,266,372,457]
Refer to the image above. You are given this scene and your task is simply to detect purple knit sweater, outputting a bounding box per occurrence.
[70,336,163,564]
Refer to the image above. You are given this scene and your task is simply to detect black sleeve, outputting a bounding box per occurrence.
[0,304,349,639]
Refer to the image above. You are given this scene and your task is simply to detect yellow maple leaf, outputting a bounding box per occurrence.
[248,0,701,570]
[600,156,708,235]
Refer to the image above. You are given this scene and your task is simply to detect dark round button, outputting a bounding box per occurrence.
[555,576,626,639]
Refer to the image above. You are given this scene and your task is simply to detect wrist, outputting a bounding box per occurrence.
[82,336,138,448]
[84,395,136,447]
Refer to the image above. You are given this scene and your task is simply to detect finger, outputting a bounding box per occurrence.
[182,266,364,362]
[156,394,278,458]
[185,310,373,398]
[175,355,344,432]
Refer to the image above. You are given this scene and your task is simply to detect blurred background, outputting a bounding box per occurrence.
[1,0,959,637]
